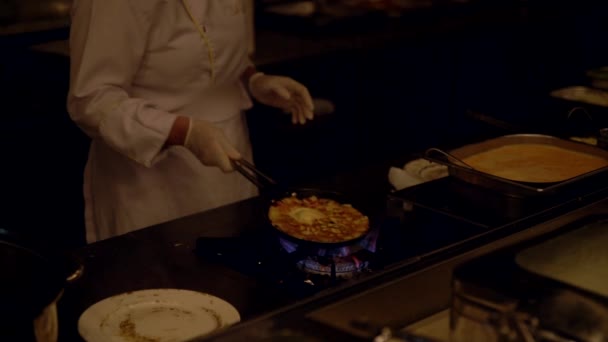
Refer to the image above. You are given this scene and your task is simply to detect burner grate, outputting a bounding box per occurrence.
[297,255,370,279]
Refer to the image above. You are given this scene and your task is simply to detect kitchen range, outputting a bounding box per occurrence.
[189,138,608,342]
[47,130,608,342]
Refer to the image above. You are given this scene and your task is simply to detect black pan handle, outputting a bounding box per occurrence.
[232,159,280,191]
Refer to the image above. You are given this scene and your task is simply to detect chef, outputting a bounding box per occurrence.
[67,0,314,243]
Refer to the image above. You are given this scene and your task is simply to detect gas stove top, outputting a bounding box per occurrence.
[195,227,379,299]
[194,180,497,301]
[194,217,430,300]
[196,174,608,301]
[193,175,608,342]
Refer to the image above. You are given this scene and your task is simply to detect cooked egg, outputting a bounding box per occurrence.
[288,207,325,225]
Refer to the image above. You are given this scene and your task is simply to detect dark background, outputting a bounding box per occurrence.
[1,0,608,249]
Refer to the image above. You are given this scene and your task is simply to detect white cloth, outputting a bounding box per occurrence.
[388,159,449,191]
[68,0,258,243]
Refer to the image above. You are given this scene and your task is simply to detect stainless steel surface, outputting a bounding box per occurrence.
[403,309,450,342]
[453,266,608,342]
[451,210,608,341]
[425,147,474,169]
[451,284,524,342]
[425,134,608,197]
[516,218,608,298]
[307,196,608,339]
[374,326,445,342]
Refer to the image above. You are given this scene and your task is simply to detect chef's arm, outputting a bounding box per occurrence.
[68,0,176,168]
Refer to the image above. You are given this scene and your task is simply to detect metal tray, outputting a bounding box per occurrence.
[516,216,608,299]
[424,134,608,197]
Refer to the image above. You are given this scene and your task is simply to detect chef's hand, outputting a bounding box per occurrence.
[248,72,315,125]
[183,118,241,172]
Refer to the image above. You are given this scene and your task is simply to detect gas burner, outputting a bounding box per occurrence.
[278,227,380,258]
[297,255,370,279]
[276,229,380,279]
[278,237,365,257]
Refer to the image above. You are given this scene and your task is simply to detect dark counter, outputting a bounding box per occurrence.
[56,198,287,342]
[56,152,608,342]
[55,155,402,342]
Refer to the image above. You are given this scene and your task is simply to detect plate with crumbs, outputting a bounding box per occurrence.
[78,289,240,342]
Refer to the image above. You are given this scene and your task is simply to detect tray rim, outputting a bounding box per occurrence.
[424,134,608,196]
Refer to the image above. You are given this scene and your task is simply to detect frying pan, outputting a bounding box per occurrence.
[232,159,372,249]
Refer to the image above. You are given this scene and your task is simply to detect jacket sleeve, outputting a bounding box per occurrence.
[67,0,175,167]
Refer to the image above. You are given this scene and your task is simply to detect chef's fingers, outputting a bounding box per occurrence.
[219,137,242,161]
[300,101,314,121]
[285,96,305,124]
[289,82,314,111]
[290,105,298,125]
[217,156,233,172]
[292,101,307,125]
[284,94,313,125]
[295,92,314,120]
[208,141,235,172]
[298,104,306,125]
[292,103,306,125]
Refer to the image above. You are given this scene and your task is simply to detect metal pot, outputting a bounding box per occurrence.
[0,230,83,342]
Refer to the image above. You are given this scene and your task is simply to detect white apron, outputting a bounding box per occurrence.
[68,0,258,243]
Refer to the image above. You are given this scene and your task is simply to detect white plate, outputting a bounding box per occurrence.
[78,289,240,342]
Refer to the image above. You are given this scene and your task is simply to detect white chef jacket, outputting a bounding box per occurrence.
[67,0,258,243]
